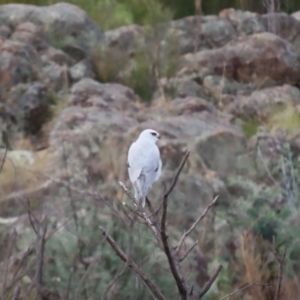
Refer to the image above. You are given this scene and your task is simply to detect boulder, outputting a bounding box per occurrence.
[3,82,52,138]
[220,9,266,36]
[0,39,40,91]
[40,46,75,67]
[11,22,48,51]
[104,24,143,55]
[180,32,300,86]
[261,13,300,42]
[203,75,253,106]
[162,78,212,101]
[69,59,95,82]
[42,62,68,92]
[226,84,300,120]
[69,78,138,114]
[169,15,237,54]
[0,25,11,38]
[191,129,248,175]
[0,3,104,59]
[49,108,138,184]
[171,97,216,115]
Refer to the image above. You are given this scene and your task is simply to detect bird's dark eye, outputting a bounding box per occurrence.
[151,132,157,136]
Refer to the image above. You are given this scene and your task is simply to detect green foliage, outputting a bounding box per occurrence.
[42,203,177,299]
[242,117,259,138]
[125,47,156,102]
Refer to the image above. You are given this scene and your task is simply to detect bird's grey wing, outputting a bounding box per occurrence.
[155,159,162,181]
[127,142,143,183]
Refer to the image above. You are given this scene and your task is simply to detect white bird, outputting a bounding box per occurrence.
[127,129,162,207]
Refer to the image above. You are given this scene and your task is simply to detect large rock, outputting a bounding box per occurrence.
[0,39,40,92]
[203,75,253,106]
[220,9,266,35]
[69,78,138,114]
[169,15,237,54]
[261,13,300,41]
[227,84,300,120]
[0,3,104,59]
[11,22,48,51]
[180,32,300,86]
[2,82,52,140]
[104,24,143,55]
[191,129,248,175]
[50,108,138,184]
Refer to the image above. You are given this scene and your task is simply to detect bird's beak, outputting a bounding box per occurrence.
[158,135,161,140]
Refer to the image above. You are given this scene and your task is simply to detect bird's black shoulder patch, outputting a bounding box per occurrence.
[154,166,158,172]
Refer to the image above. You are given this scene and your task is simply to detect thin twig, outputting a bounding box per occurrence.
[0,131,8,174]
[34,220,48,297]
[12,284,21,300]
[103,263,127,300]
[179,240,198,263]
[119,181,159,239]
[220,282,271,300]
[164,151,190,198]
[197,264,223,299]
[176,196,218,255]
[99,226,166,300]
[272,242,286,300]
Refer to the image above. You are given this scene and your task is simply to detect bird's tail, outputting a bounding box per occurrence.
[133,173,146,208]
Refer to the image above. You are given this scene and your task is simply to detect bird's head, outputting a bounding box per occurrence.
[139,129,161,143]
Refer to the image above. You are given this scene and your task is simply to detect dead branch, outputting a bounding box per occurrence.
[176,196,219,255]
[160,151,190,299]
[99,226,166,300]
[12,284,21,300]
[164,151,190,198]
[34,219,48,296]
[179,240,198,263]
[0,131,8,174]
[105,150,221,299]
[197,264,223,299]
[103,220,133,300]
[119,181,159,239]
[272,241,286,300]
[220,282,271,300]
[103,263,128,300]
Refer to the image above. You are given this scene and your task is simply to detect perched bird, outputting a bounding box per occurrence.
[127,129,162,207]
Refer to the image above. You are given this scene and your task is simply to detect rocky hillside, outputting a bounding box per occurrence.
[1,3,300,299]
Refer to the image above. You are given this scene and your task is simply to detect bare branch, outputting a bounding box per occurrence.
[220,282,271,300]
[272,242,286,300]
[160,152,190,299]
[34,219,48,296]
[197,264,222,299]
[0,131,8,174]
[176,196,218,255]
[103,263,128,300]
[165,150,190,198]
[12,284,21,300]
[99,226,166,300]
[179,240,198,263]
[119,181,159,239]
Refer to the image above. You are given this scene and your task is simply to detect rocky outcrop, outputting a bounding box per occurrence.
[180,32,300,86]
[0,3,104,58]
[226,84,300,120]
[0,2,298,241]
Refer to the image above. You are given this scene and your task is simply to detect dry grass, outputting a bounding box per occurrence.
[0,149,53,213]
[267,103,300,137]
